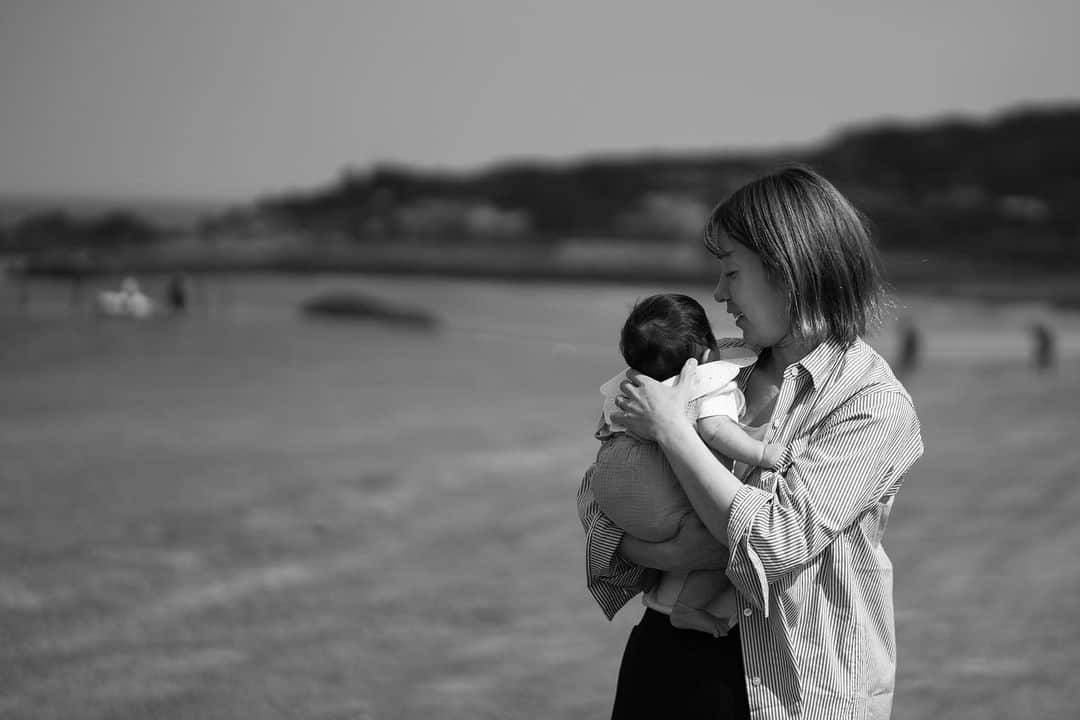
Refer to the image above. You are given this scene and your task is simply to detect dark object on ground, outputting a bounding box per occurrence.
[300,291,438,329]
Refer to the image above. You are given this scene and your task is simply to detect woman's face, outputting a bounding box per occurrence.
[710,231,792,349]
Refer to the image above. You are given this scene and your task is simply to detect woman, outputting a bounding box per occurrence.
[577,166,924,719]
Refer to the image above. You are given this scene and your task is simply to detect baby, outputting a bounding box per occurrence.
[590,293,783,636]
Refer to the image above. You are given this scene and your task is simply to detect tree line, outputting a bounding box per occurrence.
[3,104,1077,269]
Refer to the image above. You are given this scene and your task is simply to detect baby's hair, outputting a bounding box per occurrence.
[620,293,718,381]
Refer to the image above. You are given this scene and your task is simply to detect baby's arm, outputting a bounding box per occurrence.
[696,415,783,469]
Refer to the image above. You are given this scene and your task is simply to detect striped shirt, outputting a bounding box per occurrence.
[577,337,924,720]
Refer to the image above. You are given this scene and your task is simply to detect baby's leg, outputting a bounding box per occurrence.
[669,571,735,638]
[705,584,739,620]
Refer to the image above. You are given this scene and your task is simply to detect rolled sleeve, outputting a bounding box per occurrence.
[577,464,652,620]
[724,484,773,613]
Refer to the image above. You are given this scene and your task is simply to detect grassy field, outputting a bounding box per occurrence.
[2,274,1079,719]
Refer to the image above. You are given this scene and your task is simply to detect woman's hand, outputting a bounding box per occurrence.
[611,356,703,442]
[620,513,728,573]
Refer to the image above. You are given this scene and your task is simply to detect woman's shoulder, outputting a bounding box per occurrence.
[802,341,922,453]
[837,342,923,453]
[839,338,914,405]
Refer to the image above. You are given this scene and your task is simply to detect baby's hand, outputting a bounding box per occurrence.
[760,442,785,470]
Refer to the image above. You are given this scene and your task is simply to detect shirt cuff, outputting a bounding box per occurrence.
[726,484,770,548]
[587,522,641,586]
[584,515,652,619]
[725,484,773,614]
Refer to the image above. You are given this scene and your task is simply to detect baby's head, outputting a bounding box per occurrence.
[620,294,718,381]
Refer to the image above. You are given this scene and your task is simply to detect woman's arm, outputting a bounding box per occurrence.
[618,512,728,573]
[654,412,743,542]
[726,390,923,583]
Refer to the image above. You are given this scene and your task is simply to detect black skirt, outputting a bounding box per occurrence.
[611,609,750,720]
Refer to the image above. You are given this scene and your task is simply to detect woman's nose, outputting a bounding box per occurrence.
[713,279,728,303]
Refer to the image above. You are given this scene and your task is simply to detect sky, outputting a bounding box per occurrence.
[0,0,1077,201]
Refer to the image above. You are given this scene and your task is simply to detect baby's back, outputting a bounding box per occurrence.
[591,433,690,542]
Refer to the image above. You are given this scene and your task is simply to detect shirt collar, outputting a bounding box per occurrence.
[794,338,848,387]
[599,358,745,401]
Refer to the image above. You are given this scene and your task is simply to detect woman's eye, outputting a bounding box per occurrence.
[725,271,738,278]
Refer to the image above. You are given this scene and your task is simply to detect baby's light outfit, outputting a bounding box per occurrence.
[591,350,757,636]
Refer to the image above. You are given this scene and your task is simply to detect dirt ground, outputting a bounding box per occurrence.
[2,275,1078,719]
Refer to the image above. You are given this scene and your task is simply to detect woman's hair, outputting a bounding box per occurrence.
[704,164,887,347]
[620,293,718,381]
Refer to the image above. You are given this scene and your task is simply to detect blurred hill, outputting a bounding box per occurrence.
[810,105,1078,266]
[4,104,1078,281]
[0,195,230,231]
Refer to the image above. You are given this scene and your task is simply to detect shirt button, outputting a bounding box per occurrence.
[752,676,762,686]
[743,607,753,617]
[771,417,782,429]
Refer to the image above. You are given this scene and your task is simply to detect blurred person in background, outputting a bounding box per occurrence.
[166,273,188,314]
[577,166,924,719]
[1030,322,1056,373]
[895,315,921,380]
